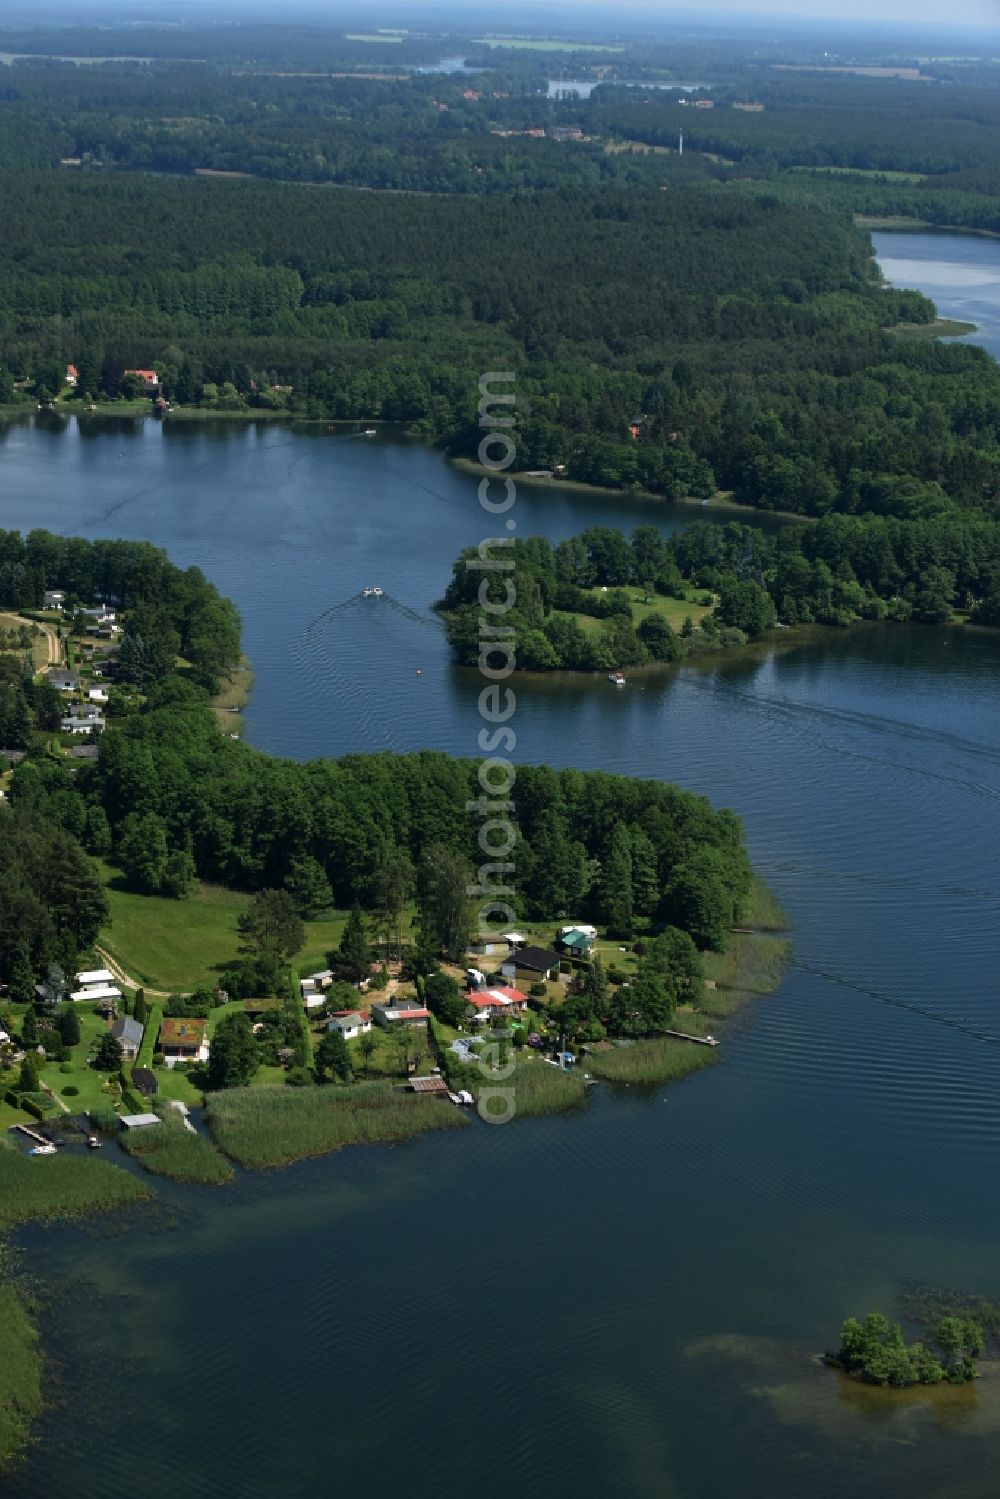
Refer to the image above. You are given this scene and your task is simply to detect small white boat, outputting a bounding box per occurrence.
[363,586,384,598]
[29,1144,57,1155]
[609,670,626,686]
[363,428,377,437]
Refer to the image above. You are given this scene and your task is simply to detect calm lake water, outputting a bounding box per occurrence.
[3,231,1000,1498]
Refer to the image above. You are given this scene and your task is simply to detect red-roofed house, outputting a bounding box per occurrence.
[466,986,529,1022]
[126,368,160,392]
[65,364,79,387]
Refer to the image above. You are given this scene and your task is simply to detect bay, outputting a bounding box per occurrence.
[2,229,1000,1497]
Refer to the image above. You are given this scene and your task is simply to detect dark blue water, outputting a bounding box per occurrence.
[1,230,1000,1498]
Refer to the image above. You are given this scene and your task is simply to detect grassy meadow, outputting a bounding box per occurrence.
[206,1080,467,1168]
[95,860,347,990]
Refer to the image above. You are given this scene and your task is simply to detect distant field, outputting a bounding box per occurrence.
[793,166,926,182]
[345,34,403,42]
[473,37,624,52]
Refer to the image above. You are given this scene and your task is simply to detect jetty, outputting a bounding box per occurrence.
[662,1029,719,1047]
[11,1123,55,1148]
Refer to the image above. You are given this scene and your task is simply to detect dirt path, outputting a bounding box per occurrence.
[95,945,171,1000]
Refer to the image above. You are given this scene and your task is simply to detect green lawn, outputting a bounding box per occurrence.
[565,584,714,640]
[95,860,348,990]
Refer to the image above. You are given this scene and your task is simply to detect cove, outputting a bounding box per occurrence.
[2,230,1000,1496]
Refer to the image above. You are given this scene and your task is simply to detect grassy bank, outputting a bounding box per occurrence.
[120,1118,234,1185]
[0,1280,42,1475]
[890,318,976,340]
[700,878,791,1021]
[0,1151,151,1231]
[206,1080,467,1169]
[95,860,346,990]
[210,655,254,730]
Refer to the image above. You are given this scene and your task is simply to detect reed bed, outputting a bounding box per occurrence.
[585,1038,719,1087]
[0,1283,41,1473]
[205,1081,467,1169]
[0,1151,151,1229]
[120,1120,233,1185]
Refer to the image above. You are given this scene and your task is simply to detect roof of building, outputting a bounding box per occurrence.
[69,745,100,760]
[508,945,561,971]
[376,1004,431,1020]
[46,666,80,683]
[328,1011,367,1028]
[76,969,114,986]
[467,985,528,1009]
[409,1075,449,1094]
[159,1017,207,1046]
[112,1017,144,1047]
[120,1113,160,1129]
[70,984,122,1003]
[126,368,159,380]
[132,1067,157,1096]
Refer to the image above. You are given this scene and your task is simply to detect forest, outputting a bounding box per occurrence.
[440,512,1000,670]
[1,653,754,992]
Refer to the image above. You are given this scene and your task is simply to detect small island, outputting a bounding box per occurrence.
[827,1308,985,1388]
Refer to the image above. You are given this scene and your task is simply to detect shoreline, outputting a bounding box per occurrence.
[858,214,1000,241]
[0,874,789,1473]
[448,455,813,524]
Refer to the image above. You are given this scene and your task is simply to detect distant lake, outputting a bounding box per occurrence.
[872,227,1000,361]
[547,77,709,98]
[3,228,1000,1497]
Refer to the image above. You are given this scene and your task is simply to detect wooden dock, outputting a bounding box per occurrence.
[11,1123,54,1147]
[662,1029,719,1048]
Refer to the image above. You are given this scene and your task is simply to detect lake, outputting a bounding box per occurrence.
[3,230,1000,1498]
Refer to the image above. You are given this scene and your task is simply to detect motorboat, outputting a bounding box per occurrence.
[609,670,626,686]
[362,586,384,598]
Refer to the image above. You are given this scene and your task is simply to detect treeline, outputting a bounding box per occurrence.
[0,530,241,691]
[440,513,1000,670]
[0,802,108,990]
[7,673,752,955]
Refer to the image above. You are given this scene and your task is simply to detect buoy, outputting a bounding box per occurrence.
[416,668,422,676]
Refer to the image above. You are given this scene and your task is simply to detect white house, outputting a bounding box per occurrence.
[300,969,334,1009]
[71,968,122,1004]
[46,667,81,693]
[61,715,105,735]
[43,590,66,610]
[326,1012,372,1041]
[87,686,109,703]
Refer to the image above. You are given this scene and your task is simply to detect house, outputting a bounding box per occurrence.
[125,368,160,392]
[408,1075,449,1095]
[465,985,529,1023]
[158,1017,209,1067]
[300,969,334,1008]
[65,364,78,387]
[371,998,431,1028]
[61,715,105,735]
[71,969,122,1004]
[87,686,109,703]
[556,927,595,958]
[72,701,103,720]
[81,606,116,624]
[500,945,562,983]
[46,666,81,692]
[43,589,66,610]
[111,1016,144,1059]
[326,1011,372,1040]
[68,744,100,761]
[132,1067,158,1098]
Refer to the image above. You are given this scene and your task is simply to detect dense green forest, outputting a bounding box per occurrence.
[440,513,1000,670]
